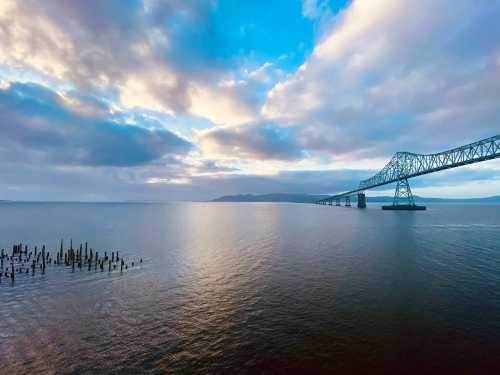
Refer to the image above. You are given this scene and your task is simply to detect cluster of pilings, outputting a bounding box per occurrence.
[0,240,142,284]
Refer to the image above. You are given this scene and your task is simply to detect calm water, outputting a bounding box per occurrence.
[0,202,499,374]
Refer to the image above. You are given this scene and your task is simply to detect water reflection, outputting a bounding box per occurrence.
[1,202,500,373]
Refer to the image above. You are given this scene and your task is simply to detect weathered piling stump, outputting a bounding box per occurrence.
[42,245,46,273]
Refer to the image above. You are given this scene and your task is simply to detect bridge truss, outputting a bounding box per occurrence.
[317,134,500,208]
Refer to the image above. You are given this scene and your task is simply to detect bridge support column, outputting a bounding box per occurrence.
[357,193,366,208]
[345,196,351,207]
[382,178,426,210]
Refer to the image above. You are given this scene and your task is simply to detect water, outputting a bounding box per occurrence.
[0,202,499,374]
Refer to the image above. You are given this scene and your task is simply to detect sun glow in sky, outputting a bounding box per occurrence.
[1,0,499,201]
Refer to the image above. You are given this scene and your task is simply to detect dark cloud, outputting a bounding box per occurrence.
[193,160,240,174]
[197,123,304,160]
[0,82,191,167]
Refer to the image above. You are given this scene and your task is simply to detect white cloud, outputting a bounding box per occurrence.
[119,70,178,115]
[0,0,260,128]
[247,62,274,83]
[146,177,191,185]
[188,80,258,126]
[264,0,500,158]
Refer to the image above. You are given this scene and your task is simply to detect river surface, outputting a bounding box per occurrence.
[0,202,499,374]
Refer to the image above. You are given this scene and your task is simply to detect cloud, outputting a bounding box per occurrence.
[0,0,499,200]
[188,80,258,126]
[196,122,304,161]
[0,0,260,125]
[264,0,500,158]
[189,160,240,175]
[0,82,191,167]
[247,62,276,83]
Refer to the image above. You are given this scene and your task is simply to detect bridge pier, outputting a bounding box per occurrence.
[357,193,366,208]
[345,197,351,207]
[382,178,426,210]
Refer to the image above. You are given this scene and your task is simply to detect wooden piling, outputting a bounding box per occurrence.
[42,245,46,273]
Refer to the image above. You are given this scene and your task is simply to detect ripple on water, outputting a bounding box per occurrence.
[1,202,500,373]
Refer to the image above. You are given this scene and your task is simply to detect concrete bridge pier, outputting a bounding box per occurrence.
[357,193,366,208]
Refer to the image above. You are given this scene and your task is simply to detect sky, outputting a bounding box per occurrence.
[1,0,500,201]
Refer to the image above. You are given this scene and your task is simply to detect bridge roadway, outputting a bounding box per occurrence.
[316,134,500,209]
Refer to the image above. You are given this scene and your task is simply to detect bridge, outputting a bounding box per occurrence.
[316,134,500,210]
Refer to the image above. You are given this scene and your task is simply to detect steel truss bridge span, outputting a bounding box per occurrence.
[317,134,500,209]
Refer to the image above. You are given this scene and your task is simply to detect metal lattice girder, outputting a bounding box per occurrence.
[316,134,500,203]
[359,134,500,190]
